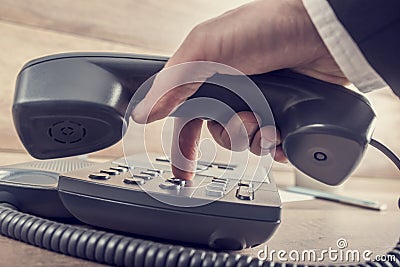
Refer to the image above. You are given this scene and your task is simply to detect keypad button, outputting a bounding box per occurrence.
[211,177,228,184]
[132,174,153,180]
[207,183,226,191]
[118,164,134,170]
[238,180,253,187]
[88,173,110,180]
[167,178,186,186]
[215,163,236,170]
[110,167,128,173]
[112,162,134,170]
[123,177,145,185]
[159,181,181,190]
[236,186,254,201]
[205,188,224,197]
[217,165,234,170]
[155,157,170,163]
[147,168,163,174]
[100,169,119,175]
[140,171,158,177]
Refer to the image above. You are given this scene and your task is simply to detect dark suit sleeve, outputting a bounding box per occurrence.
[328,0,400,97]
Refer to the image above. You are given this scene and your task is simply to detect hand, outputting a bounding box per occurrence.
[132,0,347,180]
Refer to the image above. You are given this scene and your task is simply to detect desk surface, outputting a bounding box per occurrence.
[0,152,399,266]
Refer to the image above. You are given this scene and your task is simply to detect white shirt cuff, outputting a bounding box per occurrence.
[302,0,389,93]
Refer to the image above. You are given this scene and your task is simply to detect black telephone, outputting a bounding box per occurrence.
[1,53,399,267]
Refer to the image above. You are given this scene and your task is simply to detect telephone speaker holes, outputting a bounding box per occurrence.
[48,120,86,144]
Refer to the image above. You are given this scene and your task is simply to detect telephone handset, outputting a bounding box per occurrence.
[13,52,376,185]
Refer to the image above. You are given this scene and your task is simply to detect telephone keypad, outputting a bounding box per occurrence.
[84,162,276,203]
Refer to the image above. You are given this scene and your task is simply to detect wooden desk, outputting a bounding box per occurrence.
[0,152,399,266]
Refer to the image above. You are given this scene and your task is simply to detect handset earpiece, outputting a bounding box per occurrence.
[13,56,133,159]
[283,125,368,185]
[272,74,375,185]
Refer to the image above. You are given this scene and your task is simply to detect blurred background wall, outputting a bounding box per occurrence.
[0,0,399,178]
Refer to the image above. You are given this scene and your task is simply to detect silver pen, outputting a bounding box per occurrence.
[286,186,387,211]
